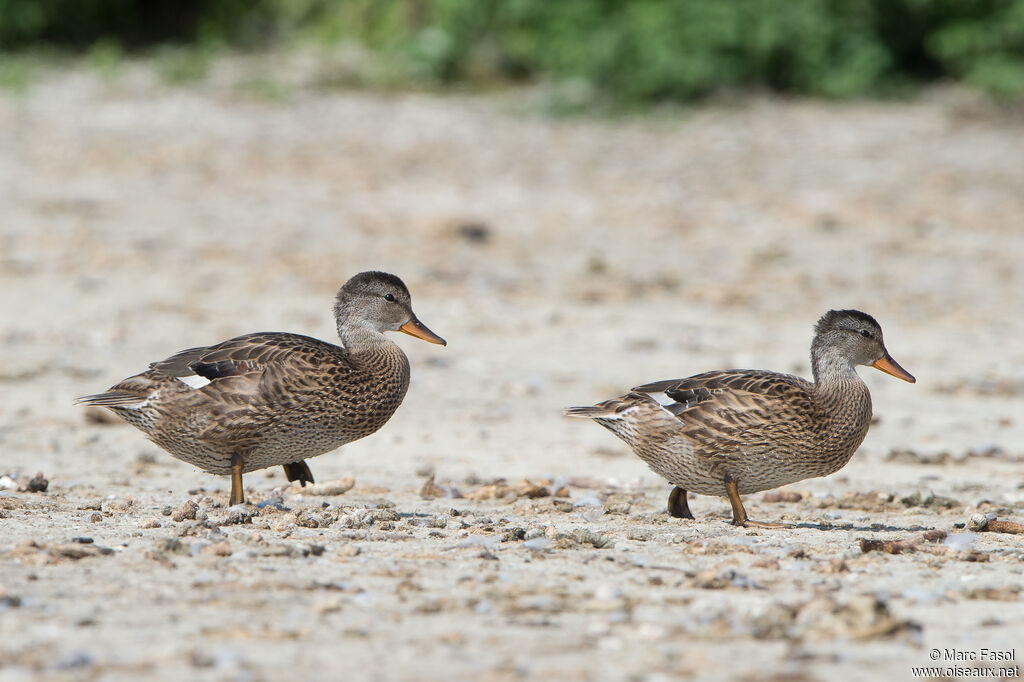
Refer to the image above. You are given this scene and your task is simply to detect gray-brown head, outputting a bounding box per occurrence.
[334,271,446,348]
[811,309,914,383]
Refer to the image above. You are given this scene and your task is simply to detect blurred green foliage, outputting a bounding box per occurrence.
[1,0,1023,102]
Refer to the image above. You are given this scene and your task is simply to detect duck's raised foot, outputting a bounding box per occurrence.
[667,486,695,519]
[282,460,315,487]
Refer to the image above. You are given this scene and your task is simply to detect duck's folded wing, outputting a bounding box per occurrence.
[632,370,818,442]
[151,332,327,378]
[151,332,349,408]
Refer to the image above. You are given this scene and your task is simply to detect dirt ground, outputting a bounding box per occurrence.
[2,58,1024,682]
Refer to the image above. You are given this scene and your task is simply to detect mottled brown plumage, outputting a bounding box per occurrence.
[78,271,445,505]
[566,310,915,527]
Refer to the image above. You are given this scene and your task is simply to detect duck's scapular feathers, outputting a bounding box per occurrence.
[566,309,914,527]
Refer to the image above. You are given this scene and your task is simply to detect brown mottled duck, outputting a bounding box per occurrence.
[565,309,915,528]
[78,271,445,505]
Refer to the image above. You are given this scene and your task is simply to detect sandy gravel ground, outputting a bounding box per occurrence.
[2,59,1024,682]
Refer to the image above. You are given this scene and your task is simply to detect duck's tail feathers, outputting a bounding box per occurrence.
[565,405,607,418]
[75,391,146,408]
[564,400,633,419]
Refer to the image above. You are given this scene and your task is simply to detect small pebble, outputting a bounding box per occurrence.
[426,515,449,529]
[172,500,199,522]
[200,541,233,557]
[0,592,22,608]
[551,500,574,513]
[18,473,49,493]
[101,498,136,514]
[967,513,992,532]
[455,221,491,244]
[155,537,190,556]
[221,507,256,525]
[316,597,344,615]
[295,506,338,529]
[502,527,525,542]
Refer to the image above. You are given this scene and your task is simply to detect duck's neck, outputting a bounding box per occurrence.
[338,321,399,356]
[335,320,412,433]
[813,360,871,408]
[337,321,412,401]
[811,346,857,385]
[810,349,873,466]
[812,347,870,399]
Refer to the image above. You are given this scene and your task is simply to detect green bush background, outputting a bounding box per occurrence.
[2,0,1023,101]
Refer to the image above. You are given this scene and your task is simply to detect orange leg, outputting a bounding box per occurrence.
[230,453,245,506]
[725,477,788,528]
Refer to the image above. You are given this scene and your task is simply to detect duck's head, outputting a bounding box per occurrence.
[334,271,446,346]
[812,309,914,383]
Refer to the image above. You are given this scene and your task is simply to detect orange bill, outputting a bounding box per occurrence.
[872,353,915,383]
[399,317,447,346]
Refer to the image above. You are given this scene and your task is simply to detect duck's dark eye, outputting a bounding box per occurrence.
[384,293,396,302]
[859,329,872,338]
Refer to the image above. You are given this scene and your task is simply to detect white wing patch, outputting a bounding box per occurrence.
[176,374,211,389]
[642,391,675,406]
[639,391,685,419]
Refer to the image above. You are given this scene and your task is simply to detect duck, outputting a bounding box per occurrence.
[565,309,915,528]
[77,271,445,506]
